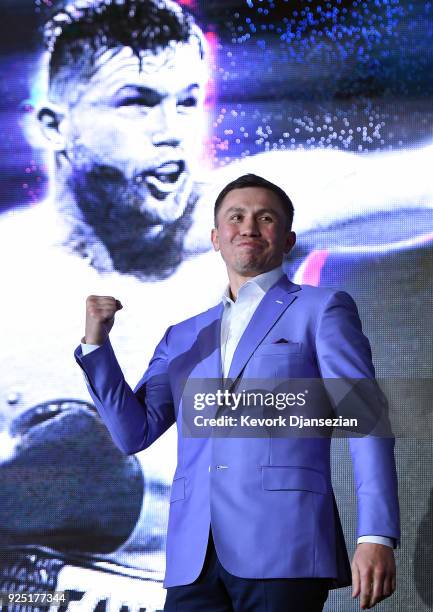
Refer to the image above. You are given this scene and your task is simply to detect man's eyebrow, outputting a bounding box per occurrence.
[254,207,280,216]
[224,206,279,216]
[181,83,200,92]
[224,206,246,215]
[113,85,163,98]
[177,83,201,99]
[112,83,200,101]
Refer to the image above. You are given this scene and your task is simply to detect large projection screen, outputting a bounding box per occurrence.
[1,1,432,610]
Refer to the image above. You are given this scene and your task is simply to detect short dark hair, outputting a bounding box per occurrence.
[214,173,294,229]
[43,0,205,101]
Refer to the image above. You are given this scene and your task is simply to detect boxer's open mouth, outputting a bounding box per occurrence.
[152,160,185,184]
[139,161,186,199]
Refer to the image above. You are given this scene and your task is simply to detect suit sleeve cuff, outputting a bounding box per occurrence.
[81,340,102,356]
[357,535,395,548]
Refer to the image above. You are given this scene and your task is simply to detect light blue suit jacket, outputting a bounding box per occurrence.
[74,276,400,588]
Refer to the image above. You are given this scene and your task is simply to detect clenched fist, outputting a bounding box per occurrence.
[85,295,123,345]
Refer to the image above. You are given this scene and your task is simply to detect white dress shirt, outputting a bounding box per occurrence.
[81,265,393,548]
[220,266,286,378]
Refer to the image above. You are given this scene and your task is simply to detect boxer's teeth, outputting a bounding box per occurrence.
[141,161,185,195]
[155,162,180,175]
[151,161,184,184]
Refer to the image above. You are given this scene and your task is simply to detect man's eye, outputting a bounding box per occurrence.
[260,216,273,222]
[178,96,198,108]
[115,96,159,108]
[230,215,242,221]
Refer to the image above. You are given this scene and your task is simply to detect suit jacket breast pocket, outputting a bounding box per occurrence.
[253,341,303,356]
[249,342,307,379]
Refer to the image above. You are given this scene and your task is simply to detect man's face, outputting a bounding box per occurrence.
[57,41,206,238]
[211,187,296,278]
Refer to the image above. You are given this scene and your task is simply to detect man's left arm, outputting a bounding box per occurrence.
[315,290,400,609]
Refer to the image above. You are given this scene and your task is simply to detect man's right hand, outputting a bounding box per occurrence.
[85,295,123,345]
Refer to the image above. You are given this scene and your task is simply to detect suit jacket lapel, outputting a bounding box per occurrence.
[195,302,224,380]
[227,275,301,382]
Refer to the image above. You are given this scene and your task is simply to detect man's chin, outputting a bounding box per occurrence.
[234,257,267,275]
[135,196,185,227]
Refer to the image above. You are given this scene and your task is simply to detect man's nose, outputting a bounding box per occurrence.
[240,217,261,236]
[151,99,182,148]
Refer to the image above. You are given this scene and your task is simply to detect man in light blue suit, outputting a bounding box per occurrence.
[74,174,400,611]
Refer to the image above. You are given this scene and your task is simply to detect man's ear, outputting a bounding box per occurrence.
[37,104,67,151]
[284,230,296,253]
[211,227,220,252]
